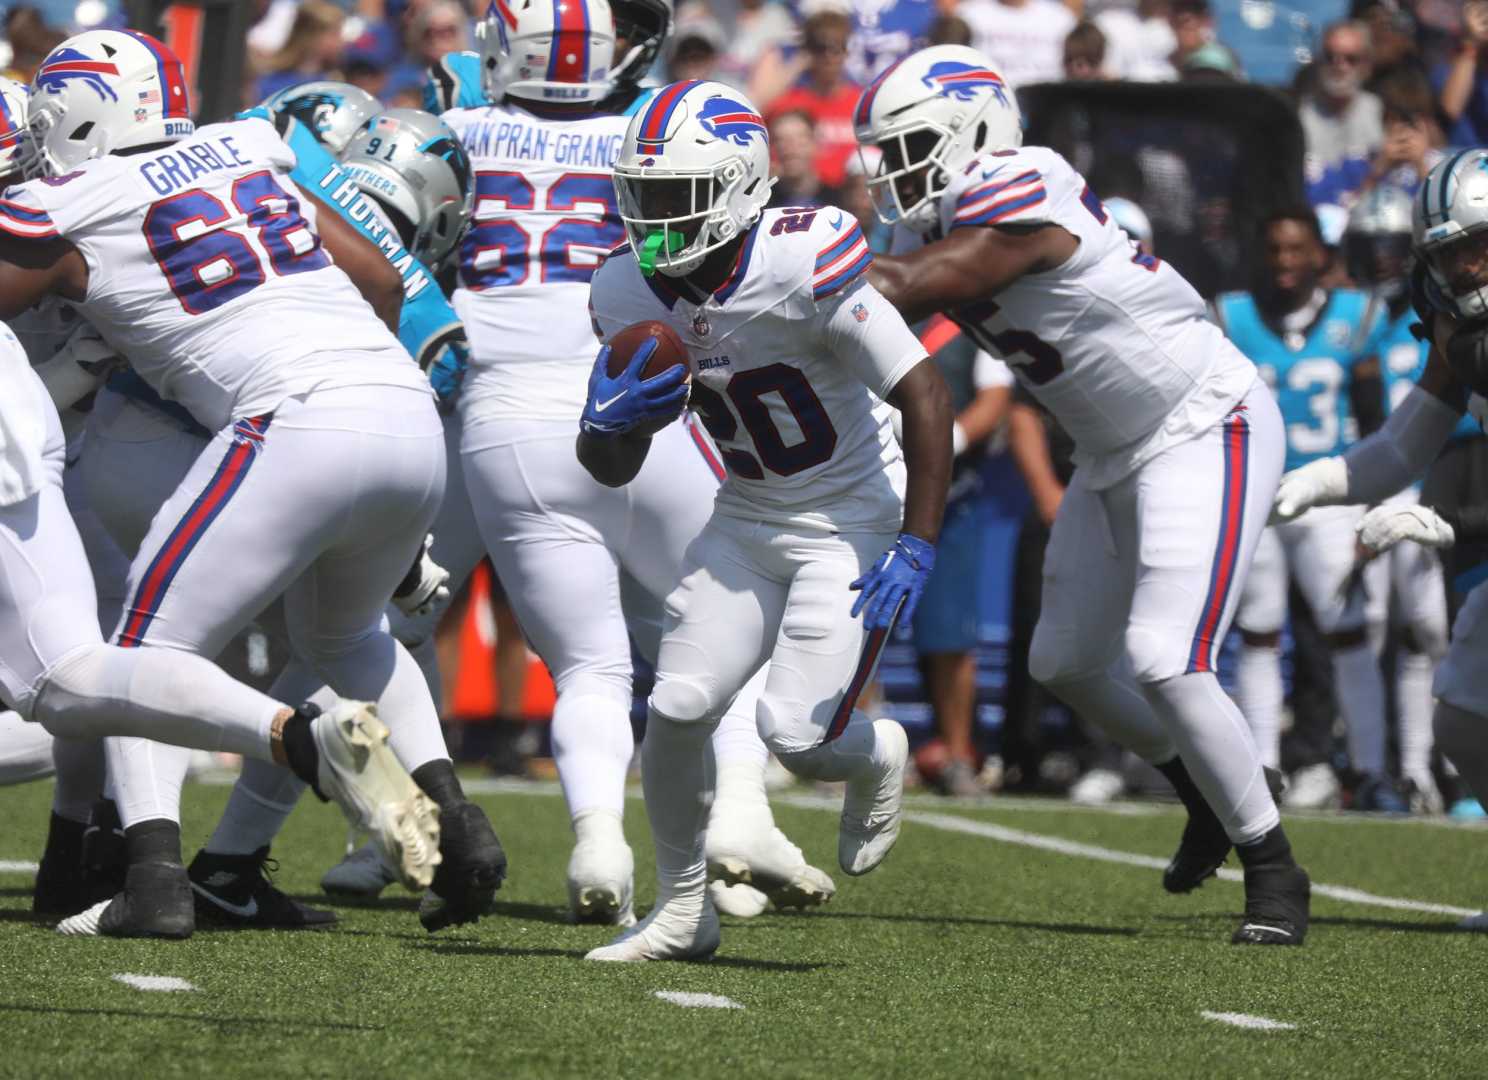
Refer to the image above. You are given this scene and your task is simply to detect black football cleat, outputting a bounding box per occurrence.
[419,802,507,932]
[1162,816,1231,895]
[1231,864,1311,946]
[189,847,337,930]
[33,813,109,917]
[55,861,195,939]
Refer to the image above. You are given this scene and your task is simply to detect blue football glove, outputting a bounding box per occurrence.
[427,335,468,411]
[580,337,689,437]
[850,533,937,631]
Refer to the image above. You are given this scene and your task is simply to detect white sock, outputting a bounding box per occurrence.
[712,665,769,773]
[641,712,715,895]
[49,736,103,822]
[573,806,625,846]
[36,643,281,760]
[1334,641,1388,777]
[105,735,192,829]
[204,758,307,856]
[308,635,449,774]
[1141,671,1279,844]
[552,687,634,822]
[1397,650,1436,782]
[1234,645,1283,769]
[1044,656,1178,764]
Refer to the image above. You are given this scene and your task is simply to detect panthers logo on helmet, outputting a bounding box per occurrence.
[35,47,119,102]
[696,96,766,148]
[920,61,1008,107]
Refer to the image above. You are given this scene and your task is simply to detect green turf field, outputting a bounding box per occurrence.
[1,777,1485,1079]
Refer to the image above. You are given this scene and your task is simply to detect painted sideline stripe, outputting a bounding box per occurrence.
[654,990,743,1010]
[0,860,38,874]
[883,807,1482,919]
[113,974,198,992]
[1201,1011,1296,1031]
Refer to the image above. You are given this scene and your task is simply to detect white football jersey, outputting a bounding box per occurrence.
[0,321,53,506]
[11,298,89,451]
[444,100,631,424]
[0,117,422,434]
[898,145,1257,489]
[589,207,926,532]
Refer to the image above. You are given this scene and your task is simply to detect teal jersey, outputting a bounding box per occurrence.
[240,107,467,400]
[1371,307,1479,438]
[1215,289,1383,472]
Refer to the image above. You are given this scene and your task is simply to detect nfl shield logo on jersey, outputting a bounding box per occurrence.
[693,313,711,337]
[852,302,869,323]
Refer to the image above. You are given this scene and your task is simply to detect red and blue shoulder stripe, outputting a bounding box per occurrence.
[0,194,57,239]
[812,221,873,301]
[954,168,1046,226]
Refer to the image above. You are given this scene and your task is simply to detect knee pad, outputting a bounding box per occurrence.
[755,692,817,758]
[649,672,719,726]
[1124,622,1185,685]
[1029,623,1099,688]
[33,643,122,736]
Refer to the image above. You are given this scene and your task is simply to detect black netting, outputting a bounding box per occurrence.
[1019,82,1306,300]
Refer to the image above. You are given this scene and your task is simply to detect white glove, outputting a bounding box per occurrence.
[392,535,452,620]
[36,321,118,410]
[1356,503,1455,556]
[1270,456,1349,524]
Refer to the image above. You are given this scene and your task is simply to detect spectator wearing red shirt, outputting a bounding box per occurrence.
[763,10,862,189]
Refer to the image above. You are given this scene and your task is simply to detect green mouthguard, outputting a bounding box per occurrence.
[637,231,685,277]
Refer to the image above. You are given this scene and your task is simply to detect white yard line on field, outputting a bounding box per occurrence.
[0,860,38,874]
[653,991,743,1010]
[112,974,198,992]
[1200,1011,1297,1031]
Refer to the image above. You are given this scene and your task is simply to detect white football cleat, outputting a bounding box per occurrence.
[321,841,397,898]
[567,810,635,926]
[1459,910,1488,932]
[839,719,908,876]
[1069,767,1125,806]
[1282,763,1342,810]
[311,702,441,892]
[706,823,836,911]
[584,888,719,963]
[708,880,770,918]
[55,898,109,936]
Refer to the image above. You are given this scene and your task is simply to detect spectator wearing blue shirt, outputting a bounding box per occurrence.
[1435,1,1488,147]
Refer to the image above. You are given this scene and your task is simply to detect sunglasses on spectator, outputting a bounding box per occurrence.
[1323,50,1366,65]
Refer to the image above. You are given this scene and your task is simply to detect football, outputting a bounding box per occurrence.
[604,319,691,436]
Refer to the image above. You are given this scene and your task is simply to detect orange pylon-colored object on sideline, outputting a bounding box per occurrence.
[448,562,556,722]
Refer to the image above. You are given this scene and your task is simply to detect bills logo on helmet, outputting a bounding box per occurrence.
[35,47,120,102]
[696,96,766,148]
[920,61,1008,107]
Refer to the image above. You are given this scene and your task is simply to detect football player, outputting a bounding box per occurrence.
[580,80,953,962]
[69,88,487,929]
[442,2,835,925]
[1276,150,1488,844]
[856,45,1311,944]
[1213,209,1400,810]
[1346,187,1451,812]
[0,31,503,935]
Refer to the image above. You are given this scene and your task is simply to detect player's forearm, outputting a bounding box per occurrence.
[576,430,650,488]
[891,363,955,542]
[1340,386,1460,503]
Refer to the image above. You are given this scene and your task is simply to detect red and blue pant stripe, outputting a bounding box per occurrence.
[1186,410,1250,673]
[117,416,270,648]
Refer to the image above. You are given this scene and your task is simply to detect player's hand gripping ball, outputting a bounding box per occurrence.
[580,320,691,438]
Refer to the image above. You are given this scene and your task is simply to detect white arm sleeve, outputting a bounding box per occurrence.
[1342,385,1462,503]
[822,279,927,399]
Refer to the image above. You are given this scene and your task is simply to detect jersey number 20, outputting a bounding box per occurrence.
[143,170,330,316]
[689,365,838,479]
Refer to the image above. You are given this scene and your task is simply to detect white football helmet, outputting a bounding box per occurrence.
[480,0,615,105]
[263,80,380,154]
[24,29,193,178]
[852,45,1022,233]
[612,80,773,277]
[0,77,30,181]
[339,109,475,271]
[1416,150,1488,320]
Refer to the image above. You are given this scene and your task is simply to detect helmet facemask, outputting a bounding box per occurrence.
[864,123,952,233]
[1425,226,1488,321]
[1344,232,1413,300]
[614,156,766,277]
